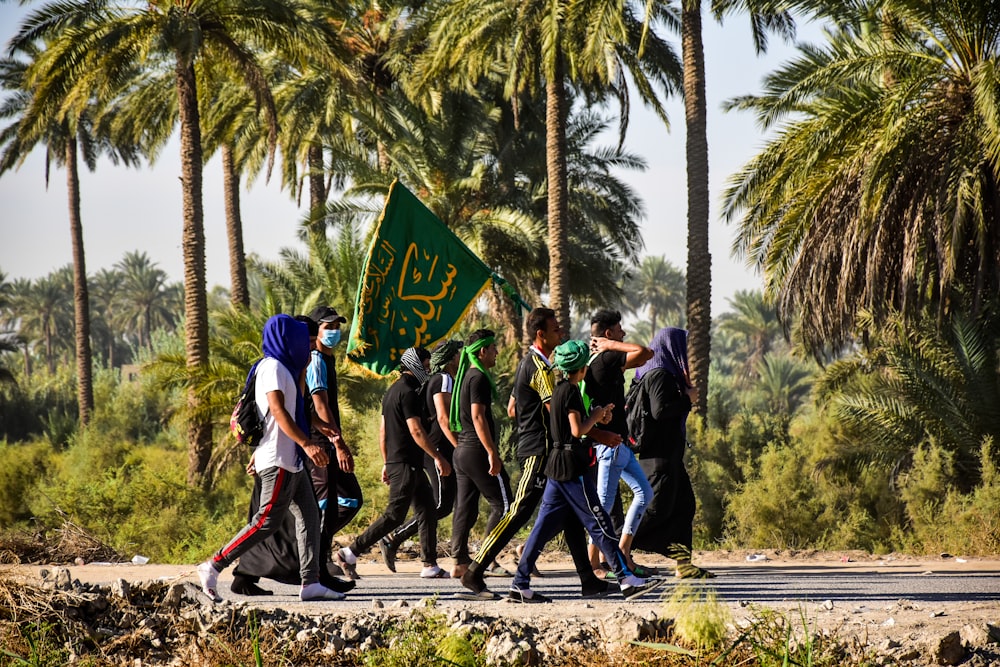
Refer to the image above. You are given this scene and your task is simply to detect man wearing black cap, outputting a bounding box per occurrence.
[305,306,365,565]
[334,347,453,579]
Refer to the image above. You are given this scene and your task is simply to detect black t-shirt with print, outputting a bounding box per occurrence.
[583,349,628,437]
[512,349,556,458]
[457,368,495,448]
[381,372,426,467]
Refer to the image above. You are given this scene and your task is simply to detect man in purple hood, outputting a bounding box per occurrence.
[629,327,714,579]
[197,314,347,602]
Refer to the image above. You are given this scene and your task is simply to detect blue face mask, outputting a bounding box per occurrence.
[320,329,342,348]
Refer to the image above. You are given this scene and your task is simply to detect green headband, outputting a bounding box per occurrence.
[449,336,497,433]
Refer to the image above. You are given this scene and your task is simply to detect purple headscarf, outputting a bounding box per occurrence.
[257,314,311,434]
[635,327,690,386]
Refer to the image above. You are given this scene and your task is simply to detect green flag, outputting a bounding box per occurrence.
[347,181,497,375]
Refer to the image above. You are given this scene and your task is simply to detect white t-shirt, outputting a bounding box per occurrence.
[253,357,303,473]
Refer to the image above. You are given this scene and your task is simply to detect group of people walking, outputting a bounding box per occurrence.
[197,304,710,604]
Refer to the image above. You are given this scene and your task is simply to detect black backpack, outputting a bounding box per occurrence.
[624,368,679,454]
[230,360,265,447]
[623,371,654,453]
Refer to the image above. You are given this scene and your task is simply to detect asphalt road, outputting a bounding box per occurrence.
[180,557,1000,614]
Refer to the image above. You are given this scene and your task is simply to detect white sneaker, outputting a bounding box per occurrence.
[620,574,647,588]
[197,561,222,602]
[300,582,347,601]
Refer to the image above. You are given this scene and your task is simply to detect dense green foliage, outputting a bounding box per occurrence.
[3,0,1000,559]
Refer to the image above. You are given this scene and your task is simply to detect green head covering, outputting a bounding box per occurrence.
[554,339,589,372]
[449,336,496,433]
[430,339,464,374]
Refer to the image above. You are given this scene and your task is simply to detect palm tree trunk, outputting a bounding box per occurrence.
[682,0,711,416]
[307,142,327,253]
[176,59,213,487]
[66,134,94,425]
[222,144,249,308]
[545,55,571,331]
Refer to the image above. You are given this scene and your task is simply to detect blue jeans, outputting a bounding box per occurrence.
[594,444,652,537]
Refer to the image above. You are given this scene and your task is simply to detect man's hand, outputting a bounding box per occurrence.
[588,427,622,447]
[598,403,614,424]
[246,453,257,476]
[590,336,615,354]
[303,443,330,467]
[687,385,700,406]
[436,456,452,477]
[381,464,389,484]
[335,442,354,473]
[487,450,501,476]
[318,423,339,440]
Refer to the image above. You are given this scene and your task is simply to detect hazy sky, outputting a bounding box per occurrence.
[0,5,823,315]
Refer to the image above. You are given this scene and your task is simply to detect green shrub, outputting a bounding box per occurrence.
[0,440,52,526]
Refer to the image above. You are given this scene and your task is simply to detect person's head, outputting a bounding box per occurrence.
[553,339,589,381]
[430,339,464,375]
[466,328,498,369]
[637,326,690,384]
[590,309,625,342]
[295,314,319,341]
[527,307,561,352]
[263,314,311,378]
[399,346,431,383]
[308,305,347,351]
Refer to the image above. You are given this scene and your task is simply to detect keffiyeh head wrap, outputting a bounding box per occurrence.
[430,339,464,374]
[449,336,496,432]
[400,347,430,384]
[553,339,589,372]
[635,327,690,385]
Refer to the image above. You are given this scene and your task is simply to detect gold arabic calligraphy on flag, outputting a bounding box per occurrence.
[348,182,493,375]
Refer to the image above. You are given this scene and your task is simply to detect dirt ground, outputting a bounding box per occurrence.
[3,547,998,649]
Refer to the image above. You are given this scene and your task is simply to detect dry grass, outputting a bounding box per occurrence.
[0,521,122,565]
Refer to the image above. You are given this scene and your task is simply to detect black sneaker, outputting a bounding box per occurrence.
[230,574,272,596]
[508,588,552,604]
[622,578,666,600]
[581,580,612,599]
[378,537,397,573]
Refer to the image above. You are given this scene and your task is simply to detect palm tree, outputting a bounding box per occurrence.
[415,0,681,331]
[11,0,333,485]
[724,0,1000,353]
[4,270,74,375]
[677,0,795,417]
[89,267,127,368]
[816,312,1000,490]
[114,251,180,350]
[716,289,783,379]
[623,255,686,334]
[750,354,814,416]
[1,44,139,425]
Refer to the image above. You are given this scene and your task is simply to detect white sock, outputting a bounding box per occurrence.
[339,547,357,564]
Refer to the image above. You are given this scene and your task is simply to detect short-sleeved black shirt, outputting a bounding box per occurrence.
[583,349,628,437]
[549,379,586,447]
[423,372,455,456]
[512,348,556,458]
[457,368,496,448]
[381,372,426,467]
